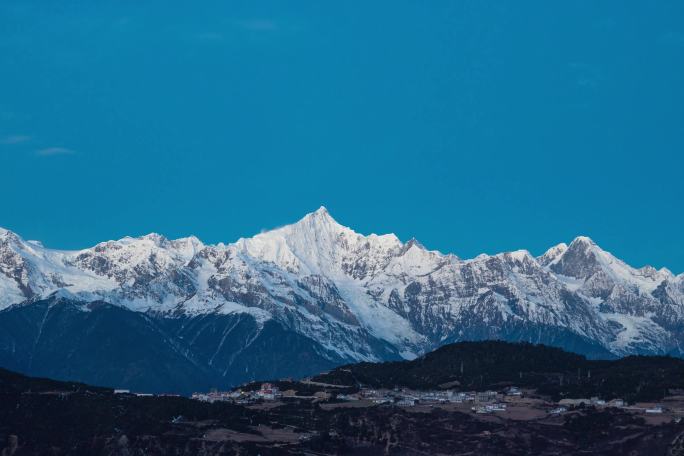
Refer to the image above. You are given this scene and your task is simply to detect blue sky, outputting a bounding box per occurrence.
[1,1,683,272]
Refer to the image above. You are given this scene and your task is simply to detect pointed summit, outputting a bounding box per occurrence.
[314,205,329,215]
[140,233,169,245]
[538,242,568,267]
[301,205,335,222]
[235,206,354,275]
[0,227,24,246]
[405,237,425,250]
[549,236,603,279]
[293,205,347,234]
[569,235,597,247]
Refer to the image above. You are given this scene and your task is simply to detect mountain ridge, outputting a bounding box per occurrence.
[1,207,683,391]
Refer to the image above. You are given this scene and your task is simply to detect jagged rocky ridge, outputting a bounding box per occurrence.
[0,208,682,391]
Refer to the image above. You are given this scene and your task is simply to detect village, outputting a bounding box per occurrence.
[188,382,684,423]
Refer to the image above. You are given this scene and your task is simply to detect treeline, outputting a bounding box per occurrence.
[313,341,684,402]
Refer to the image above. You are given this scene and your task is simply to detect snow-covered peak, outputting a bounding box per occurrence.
[112,233,171,249]
[570,235,596,247]
[549,236,671,294]
[140,232,168,243]
[235,207,350,274]
[0,228,49,258]
[403,238,425,251]
[70,233,200,275]
[256,207,350,239]
[1,212,684,360]
[638,265,674,281]
[169,235,204,258]
[538,243,568,267]
[501,249,534,261]
[0,227,21,244]
[310,205,332,218]
[291,206,351,236]
[235,207,403,277]
[549,236,605,279]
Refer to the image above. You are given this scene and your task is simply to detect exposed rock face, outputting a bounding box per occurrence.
[0,209,682,391]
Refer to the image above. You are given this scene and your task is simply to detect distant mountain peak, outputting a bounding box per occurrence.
[140,232,168,243]
[313,205,329,215]
[550,236,604,279]
[502,249,534,261]
[571,235,597,246]
[405,237,425,250]
[0,227,20,243]
[295,205,345,231]
[538,242,568,267]
[0,211,682,367]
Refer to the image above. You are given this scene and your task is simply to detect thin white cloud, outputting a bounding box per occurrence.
[237,19,278,32]
[35,147,76,157]
[194,19,280,45]
[1,134,31,145]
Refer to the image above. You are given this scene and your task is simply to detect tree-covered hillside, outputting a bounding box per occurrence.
[313,341,684,402]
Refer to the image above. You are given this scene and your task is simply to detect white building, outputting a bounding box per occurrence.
[607,399,625,408]
[397,398,416,407]
[255,383,281,400]
[505,387,522,396]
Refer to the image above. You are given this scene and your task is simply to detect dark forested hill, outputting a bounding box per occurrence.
[313,340,684,402]
[2,342,684,455]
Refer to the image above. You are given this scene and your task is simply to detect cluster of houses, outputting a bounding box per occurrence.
[558,397,625,408]
[552,397,673,415]
[113,389,178,398]
[551,398,624,415]
[331,386,667,417]
[188,383,522,410]
[191,383,282,404]
[336,386,520,413]
[187,383,681,419]
[555,397,666,414]
[473,403,508,414]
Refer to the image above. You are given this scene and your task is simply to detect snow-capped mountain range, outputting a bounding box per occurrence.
[0,207,682,391]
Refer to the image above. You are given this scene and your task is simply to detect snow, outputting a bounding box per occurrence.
[538,243,568,266]
[0,209,683,360]
[385,243,443,276]
[573,235,595,244]
[184,295,272,323]
[333,276,426,351]
[506,249,533,261]
[601,313,669,354]
[554,274,585,292]
[579,239,669,293]
[0,275,23,308]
